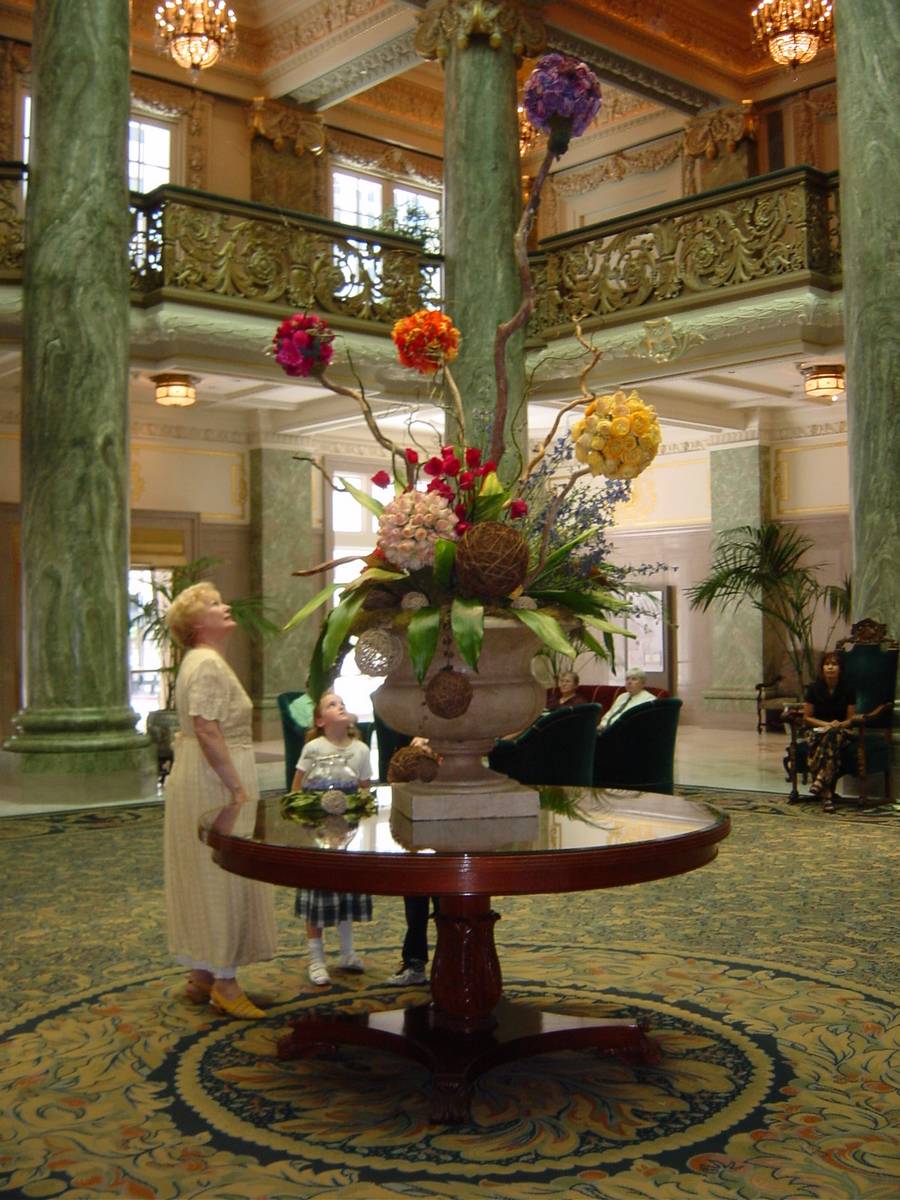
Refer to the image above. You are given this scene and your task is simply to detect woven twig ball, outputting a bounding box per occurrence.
[455,521,530,598]
[387,745,441,783]
[401,590,429,611]
[354,628,403,676]
[362,587,399,611]
[425,666,473,718]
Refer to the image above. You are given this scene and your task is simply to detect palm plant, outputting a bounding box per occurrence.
[130,557,279,710]
[686,522,851,688]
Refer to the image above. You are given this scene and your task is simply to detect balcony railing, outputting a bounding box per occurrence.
[129,185,442,327]
[0,165,840,336]
[530,166,840,336]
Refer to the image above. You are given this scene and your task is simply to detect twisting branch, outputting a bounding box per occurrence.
[521,322,603,482]
[292,553,366,578]
[532,466,591,578]
[491,143,556,468]
[317,368,413,486]
[294,454,342,493]
[441,363,467,444]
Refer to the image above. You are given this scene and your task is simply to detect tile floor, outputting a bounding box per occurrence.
[0,725,795,817]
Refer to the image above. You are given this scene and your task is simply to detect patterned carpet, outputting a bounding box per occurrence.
[1,791,898,1199]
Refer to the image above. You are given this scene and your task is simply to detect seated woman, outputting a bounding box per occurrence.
[549,669,581,709]
[598,668,655,730]
[803,651,856,812]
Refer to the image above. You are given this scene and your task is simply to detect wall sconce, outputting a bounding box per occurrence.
[799,362,845,403]
[152,373,197,407]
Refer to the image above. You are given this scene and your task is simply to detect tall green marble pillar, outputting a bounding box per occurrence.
[835,0,900,627]
[416,1,544,477]
[2,0,154,793]
[703,444,779,718]
[249,448,321,738]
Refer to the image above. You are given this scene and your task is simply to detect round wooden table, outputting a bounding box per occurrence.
[201,788,729,1123]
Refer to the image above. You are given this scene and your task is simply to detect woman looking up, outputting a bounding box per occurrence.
[163,582,277,1019]
[803,650,856,812]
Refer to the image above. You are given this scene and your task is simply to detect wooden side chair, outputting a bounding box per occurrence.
[784,618,897,806]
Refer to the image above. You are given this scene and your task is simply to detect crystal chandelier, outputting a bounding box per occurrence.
[154,2,238,77]
[751,1,834,71]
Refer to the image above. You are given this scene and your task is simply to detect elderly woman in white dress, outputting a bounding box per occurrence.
[163,582,276,1019]
[598,667,656,730]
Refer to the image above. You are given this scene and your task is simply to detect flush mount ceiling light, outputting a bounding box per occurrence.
[751,0,834,72]
[154,1,238,78]
[152,373,197,407]
[799,362,845,403]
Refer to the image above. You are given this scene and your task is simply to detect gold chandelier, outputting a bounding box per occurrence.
[154,2,238,76]
[517,103,541,157]
[751,1,834,71]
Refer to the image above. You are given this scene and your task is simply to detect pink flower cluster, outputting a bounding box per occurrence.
[372,445,527,540]
[273,313,334,378]
[376,489,458,572]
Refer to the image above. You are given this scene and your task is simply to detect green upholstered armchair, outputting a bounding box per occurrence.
[593,698,683,794]
[488,704,602,787]
[785,618,897,805]
[276,691,308,793]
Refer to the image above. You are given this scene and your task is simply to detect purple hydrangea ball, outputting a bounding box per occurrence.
[523,53,602,152]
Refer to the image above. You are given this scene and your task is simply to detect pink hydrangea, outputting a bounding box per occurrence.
[376,490,458,572]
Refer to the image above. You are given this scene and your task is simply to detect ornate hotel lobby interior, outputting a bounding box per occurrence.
[0,1,896,1198]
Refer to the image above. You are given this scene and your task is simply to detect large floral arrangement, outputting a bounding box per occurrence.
[276,55,662,709]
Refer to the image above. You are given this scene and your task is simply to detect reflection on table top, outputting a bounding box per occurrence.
[202,787,726,857]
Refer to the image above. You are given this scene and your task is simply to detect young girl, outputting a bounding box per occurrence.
[292,692,373,987]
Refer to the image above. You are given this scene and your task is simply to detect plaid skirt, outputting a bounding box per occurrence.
[294,889,373,927]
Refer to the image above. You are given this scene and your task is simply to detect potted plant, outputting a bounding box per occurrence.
[686,521,851,690]
[130,557,279,770]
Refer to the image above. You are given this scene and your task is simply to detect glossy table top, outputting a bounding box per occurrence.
[201,787,730,897]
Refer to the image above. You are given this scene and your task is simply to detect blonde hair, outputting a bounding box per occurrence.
[165,582,221,647]
[304,692,361,744]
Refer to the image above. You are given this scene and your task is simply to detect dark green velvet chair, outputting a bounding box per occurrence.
[276,691,308,792]
[593,698,683,794]
[372,712,413,783]
[785,619,897,805]
[488,703,602,787]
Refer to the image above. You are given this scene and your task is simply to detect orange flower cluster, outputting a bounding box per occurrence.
[391,309,460,375]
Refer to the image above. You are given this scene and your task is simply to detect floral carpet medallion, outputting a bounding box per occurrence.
[1,795,898,1198]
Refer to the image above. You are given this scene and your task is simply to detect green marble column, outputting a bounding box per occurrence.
[416,1,544,478]
[835,0,900,627]
[703,444,778,717]
[3,0,153,790]
[249,448,321,738]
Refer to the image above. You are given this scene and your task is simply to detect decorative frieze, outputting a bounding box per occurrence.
[248,98,326,157]
[551,134,683,195]
[327,127,442,187]
[288,32,420,108]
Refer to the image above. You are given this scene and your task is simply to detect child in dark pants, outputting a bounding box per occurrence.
[387,896,439,986]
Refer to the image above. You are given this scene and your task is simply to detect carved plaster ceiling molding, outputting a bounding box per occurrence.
[545,25,715,114]
[552,133,683,194]
[343,75,444,129]
[414,0,546,62]
[131,418,251,446]
[247,98,326,156]
[683,104,758,161]
[328,127,442,186]
[287,31,420,107]
[264,0,406,75]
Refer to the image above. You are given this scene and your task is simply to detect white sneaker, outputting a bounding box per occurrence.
[386,964,427,986]
[308,960,331,987]
[337,952,365,973]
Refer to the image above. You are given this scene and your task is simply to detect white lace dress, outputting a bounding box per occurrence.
[164,647,277,973]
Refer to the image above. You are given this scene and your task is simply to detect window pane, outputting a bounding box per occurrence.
[333,476,365,532]
[129,119,171,193]
[333,170,382,228]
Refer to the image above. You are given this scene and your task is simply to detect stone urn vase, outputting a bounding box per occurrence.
[373,618,545,820]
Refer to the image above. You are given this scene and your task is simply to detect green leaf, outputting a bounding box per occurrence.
[451,597,484,670]
[306,626,327,700]
[407,606,441,683]
[529,587,630,617]
[339,475,385,518]
[472,470,510,523]
[321,588,368,670]
[284,582,343,631]
[342,566,406,591]
[528,526,604,585]
[433,539,457,589]
[511,608,577,657]
[584,615,632,638]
